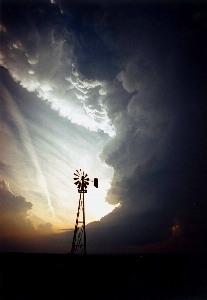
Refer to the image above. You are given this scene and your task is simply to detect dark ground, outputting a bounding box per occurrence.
[1,253,207,300]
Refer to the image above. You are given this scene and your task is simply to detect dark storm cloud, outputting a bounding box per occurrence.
[85,1,206,252]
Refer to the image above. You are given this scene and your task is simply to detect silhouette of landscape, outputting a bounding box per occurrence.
[1,252,207,299]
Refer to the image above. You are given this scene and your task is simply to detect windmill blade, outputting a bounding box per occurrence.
[73,169,91,192]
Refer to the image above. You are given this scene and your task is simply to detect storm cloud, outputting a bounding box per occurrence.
[0,0,206,253]
[86,1,206,252]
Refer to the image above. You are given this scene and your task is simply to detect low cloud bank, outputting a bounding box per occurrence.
[0,180,60,252]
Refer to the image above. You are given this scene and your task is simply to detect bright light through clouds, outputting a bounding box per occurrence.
[0,69,117,234]
[0,7,117,235]
[86,178,120,222]
[70,165,119,224]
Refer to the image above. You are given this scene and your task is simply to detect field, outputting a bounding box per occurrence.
[1,253,206,299]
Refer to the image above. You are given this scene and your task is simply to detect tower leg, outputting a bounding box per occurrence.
[71,192,86,254]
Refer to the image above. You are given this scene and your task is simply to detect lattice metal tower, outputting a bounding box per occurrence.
[71,169,98,255]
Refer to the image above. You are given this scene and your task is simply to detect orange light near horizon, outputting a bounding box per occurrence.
[172,224,181,236]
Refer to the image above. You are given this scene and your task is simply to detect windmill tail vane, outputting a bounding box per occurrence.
[71,169,98,255]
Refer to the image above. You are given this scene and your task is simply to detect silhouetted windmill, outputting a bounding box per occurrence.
[71,169,98,255]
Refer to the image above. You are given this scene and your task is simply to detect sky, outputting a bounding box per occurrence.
[0,0,206,254]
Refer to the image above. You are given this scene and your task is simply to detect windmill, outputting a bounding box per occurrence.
[71,169,98,254]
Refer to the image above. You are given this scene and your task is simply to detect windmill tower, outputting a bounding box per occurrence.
[71,169,98,255]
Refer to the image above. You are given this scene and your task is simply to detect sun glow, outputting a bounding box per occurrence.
[85,178,119,223]
[33,161,117,233]
[70,166,117,224]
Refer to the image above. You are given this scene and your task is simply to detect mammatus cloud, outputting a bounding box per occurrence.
[0,3,114,136]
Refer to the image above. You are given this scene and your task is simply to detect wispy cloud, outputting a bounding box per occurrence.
[0,81,56,217]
